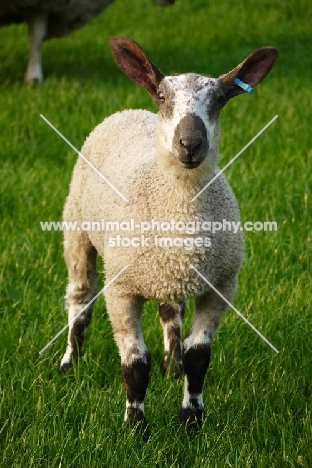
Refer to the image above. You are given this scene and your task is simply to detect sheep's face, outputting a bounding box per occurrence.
[110,37,278,176]
[156,74,224,169]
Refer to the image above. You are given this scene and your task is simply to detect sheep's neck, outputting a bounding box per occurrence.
[130,159,214,221]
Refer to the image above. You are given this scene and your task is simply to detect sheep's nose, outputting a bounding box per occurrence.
[179,138,203,157]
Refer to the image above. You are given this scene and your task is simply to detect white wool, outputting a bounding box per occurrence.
[63,108,244,303]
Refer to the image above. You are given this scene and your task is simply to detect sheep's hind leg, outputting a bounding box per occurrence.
[159,302,184,377]
[105,290,150,436]
[179,284,236,429]
[25,13,47,83]
[60,236,97,372]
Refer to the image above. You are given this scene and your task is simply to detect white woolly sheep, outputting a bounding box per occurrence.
[60,37,278,433]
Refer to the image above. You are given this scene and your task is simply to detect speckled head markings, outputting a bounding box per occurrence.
[157,74,223,168]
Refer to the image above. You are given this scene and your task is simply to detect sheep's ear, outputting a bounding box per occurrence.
[110,36,165,105]
[219,47,278,101]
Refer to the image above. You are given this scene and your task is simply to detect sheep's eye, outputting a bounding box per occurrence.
[158,91,165,103]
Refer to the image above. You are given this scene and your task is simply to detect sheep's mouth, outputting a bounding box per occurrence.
[181,161,201,169]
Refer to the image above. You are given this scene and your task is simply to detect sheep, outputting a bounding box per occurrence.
[0,0,175,83]
[60,37,278,432]
[0,0,116,82]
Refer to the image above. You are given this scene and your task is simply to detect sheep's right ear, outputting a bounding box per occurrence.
[110,36,165,105]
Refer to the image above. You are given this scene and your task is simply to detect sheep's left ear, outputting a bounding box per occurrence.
[219,47,278,101]
[110,36,165,105]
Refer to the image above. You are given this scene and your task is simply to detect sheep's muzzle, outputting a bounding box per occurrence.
[173,114,208,169]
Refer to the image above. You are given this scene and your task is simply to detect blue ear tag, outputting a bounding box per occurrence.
[233,77,253,94]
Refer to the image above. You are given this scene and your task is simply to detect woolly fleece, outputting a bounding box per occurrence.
[63,108,244,303]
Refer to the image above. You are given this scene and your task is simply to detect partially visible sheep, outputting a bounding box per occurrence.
[0,0,115,82]
[60,37,278,432]
[0,0,175,83]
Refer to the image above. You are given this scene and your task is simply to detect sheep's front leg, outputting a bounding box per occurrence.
[179,283,236,428]
[159,302,184,377]
[105,290,150,431]
[25,13,47,83]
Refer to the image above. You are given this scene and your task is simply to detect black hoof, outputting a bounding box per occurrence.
[157,0,175,5]
[59,361,73,374]
[124,414,150,441]
[179,407,203,431]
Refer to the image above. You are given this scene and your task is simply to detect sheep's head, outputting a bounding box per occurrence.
[155,73,223,169]
[110,37,278,175]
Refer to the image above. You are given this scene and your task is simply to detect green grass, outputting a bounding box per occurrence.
[0,0,311,466]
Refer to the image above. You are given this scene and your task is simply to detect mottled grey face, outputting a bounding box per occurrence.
[157,74,225,168]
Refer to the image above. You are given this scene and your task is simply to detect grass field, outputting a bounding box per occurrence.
[0,0,311,466]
